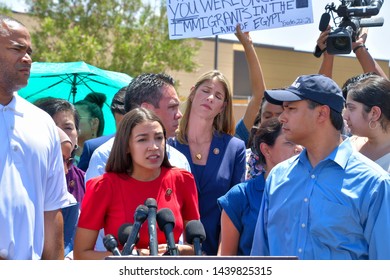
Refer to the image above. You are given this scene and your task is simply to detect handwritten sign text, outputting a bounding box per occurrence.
[167,0,313,39]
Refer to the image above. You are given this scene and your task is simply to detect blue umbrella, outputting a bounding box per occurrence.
[18,61,132,135]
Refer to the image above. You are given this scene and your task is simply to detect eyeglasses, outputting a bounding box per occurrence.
[63,157,74,169]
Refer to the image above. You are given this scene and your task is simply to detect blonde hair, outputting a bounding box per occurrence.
[176,70,235,144]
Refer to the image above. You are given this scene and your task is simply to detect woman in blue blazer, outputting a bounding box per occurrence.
[168,70,246,255]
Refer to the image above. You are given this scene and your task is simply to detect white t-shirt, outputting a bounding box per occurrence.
[375,153,390,173]
[0,95,69,260]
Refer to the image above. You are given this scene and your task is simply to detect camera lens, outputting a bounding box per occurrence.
[327,27,352,54]
[334,37,350,50]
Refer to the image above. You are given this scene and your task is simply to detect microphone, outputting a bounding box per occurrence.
[103,234,121,256]
[145,198,158,256]
[319,12,330,31]
[185,220,206,256]
[314,12,331,58]
[156,208,178,256]
[117,223,138,247]
[121,204,148,255]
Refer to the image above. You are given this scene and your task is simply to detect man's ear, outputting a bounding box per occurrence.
[317,105,330,123]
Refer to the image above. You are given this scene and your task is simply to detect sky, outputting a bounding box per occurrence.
[218,0,390,62]
[2,0,389,62]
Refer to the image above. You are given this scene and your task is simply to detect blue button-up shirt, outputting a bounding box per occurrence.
[251,138,390,259]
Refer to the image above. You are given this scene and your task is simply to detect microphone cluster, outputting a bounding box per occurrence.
[157,208,179,255]
[121,204,148,255]
[185,220,206,256]
[103,197,206,257]
[145,198,158,256]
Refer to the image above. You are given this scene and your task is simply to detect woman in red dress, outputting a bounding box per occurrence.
[74,108,200,259]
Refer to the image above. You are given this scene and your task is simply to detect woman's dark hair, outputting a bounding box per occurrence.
[341,72,378,99]
[347,75,390,132]
[75,92,106,136]
[105,107,172,174]
[253,118,283,166]
[247,97,267,149]
[248,90,285,149]
[34,97,80,130]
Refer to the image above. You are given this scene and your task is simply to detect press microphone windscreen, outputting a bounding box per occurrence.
[117,223,133,246]
[145,197,157,209]
[156,208,175,229]
[121,205,149,255]
[145,197,158,256]
[185,220,206,244]
[135,204,149,222]
[103,234,121,256]
[156,208,178,255]
[319,12,331,31]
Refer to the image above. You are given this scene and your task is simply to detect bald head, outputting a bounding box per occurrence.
[0,14,25,37]
[0,14,32,104]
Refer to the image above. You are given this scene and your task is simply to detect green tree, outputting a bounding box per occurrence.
[0,4,12,14]
[25,0,200,77]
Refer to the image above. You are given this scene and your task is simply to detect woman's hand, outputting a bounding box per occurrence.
[235,24,252,47]
[137,243,194,256]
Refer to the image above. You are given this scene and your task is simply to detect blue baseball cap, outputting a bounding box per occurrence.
[264,74,345,113]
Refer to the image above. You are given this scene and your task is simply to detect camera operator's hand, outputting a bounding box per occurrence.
[351,27,387,78]
[352,27,368,50]
[316,25,331,52]
[314,25,334,59]
[317,25,334,78]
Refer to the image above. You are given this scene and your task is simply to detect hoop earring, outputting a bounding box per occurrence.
[369,120,378,130]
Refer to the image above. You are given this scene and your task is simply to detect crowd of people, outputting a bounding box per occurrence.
[1,13,390,261]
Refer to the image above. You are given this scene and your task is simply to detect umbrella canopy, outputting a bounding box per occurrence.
[18,61,132,135]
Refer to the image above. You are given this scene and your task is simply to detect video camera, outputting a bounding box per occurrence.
[318,0,384,55]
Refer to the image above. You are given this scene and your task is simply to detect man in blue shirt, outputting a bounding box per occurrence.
[251,74,390,260]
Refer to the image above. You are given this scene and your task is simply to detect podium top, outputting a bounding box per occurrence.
[105,255,298,260]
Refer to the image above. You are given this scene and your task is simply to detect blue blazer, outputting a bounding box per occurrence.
[78,134,114,172]
[168,132,246,255]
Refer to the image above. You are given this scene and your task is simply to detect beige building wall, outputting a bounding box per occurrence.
[169,39,235,98]
[12,12,40,31]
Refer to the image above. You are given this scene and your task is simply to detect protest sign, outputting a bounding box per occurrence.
[167,0,313,39]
